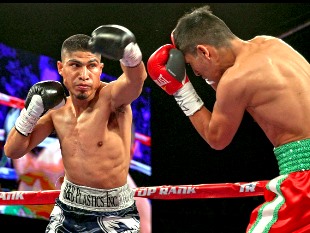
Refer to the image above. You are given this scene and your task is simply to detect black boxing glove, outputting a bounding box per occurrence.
[15,81,66,136]
[88,24,142,67]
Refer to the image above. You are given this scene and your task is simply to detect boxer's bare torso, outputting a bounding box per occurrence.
[186,36,310,148]
[52,82,132,189]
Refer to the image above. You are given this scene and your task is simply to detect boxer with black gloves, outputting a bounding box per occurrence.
[4,24,147,233]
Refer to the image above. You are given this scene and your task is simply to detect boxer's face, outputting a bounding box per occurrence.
[184,45,221,86]
[58,51,103,100]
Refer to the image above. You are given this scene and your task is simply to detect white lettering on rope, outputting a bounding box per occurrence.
[0,192,24,200]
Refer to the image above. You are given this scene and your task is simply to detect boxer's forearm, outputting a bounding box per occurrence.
[4,128,32,159]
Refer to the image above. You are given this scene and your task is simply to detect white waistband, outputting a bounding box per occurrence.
[59,178,134,212]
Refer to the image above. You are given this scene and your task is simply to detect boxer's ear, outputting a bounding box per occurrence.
[196,45,210,60]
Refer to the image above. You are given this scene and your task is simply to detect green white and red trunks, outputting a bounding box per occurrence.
[247,138,310,233]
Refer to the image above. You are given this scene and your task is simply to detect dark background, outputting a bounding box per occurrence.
[0,3,309,232]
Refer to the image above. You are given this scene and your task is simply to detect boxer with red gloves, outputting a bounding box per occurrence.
[147,44,203,116]
[148,4,310,233]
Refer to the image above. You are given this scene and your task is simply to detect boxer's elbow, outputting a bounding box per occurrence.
[206,134,232,150]
[4,144,24,159]
[4,148,17,159]
[208,141,228,150]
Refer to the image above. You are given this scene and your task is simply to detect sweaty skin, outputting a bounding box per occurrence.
[4,50,147,189]
[185,36,310,150]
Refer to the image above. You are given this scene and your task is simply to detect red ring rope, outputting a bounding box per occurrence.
[0,180,268,205]
[0,92,25,109]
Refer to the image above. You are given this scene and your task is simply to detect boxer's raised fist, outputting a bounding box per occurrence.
[88,25,142,67]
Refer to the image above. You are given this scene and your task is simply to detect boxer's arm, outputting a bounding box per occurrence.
[5,114,55,159]
[88,25,147,107]
[185,74,246,150]
[114,60,147,107]
[4,81,66,159]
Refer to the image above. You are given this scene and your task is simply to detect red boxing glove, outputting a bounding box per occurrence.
[147,44,204,116]
[147,44,189,95]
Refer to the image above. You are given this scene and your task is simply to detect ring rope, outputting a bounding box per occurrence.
[0,180,268,205]
[0,92,25,109]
